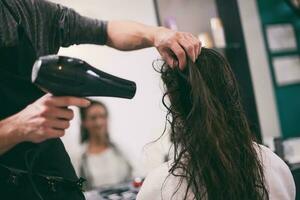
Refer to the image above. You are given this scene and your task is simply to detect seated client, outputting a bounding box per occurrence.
[137,48,295,200]
[79,101,132,190]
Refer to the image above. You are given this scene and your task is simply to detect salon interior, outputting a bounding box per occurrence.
[5,0,300,199]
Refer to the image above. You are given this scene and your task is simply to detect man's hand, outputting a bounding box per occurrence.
[153,27,201,70]
[0,94,90,154]
[106,21,201,70]
[15,94,90,143]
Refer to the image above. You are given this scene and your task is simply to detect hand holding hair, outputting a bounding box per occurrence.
[153,27,202,70]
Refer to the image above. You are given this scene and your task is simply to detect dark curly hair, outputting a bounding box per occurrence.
[159,48,269,200]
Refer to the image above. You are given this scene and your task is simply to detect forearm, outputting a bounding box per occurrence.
[0,115,24,155]
[106,20,160,51]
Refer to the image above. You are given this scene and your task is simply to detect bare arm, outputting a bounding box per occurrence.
[0,115,24,155]
[106,21,155,51]
[31,0,200,69]
[106,21,201,69]
[33,0,200,69]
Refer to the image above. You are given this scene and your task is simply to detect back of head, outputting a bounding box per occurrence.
[159,48,268,200]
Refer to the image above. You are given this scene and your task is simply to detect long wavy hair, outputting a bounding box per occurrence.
[158,48,269,200]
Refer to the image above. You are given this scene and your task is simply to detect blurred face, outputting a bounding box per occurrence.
[83,105,108,139]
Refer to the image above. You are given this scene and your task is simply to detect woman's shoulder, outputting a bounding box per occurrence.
[137,162,170,200]
[254,143,291,175]
[254,143,296,200]
[138,144,296,200]
[137,162,194,200]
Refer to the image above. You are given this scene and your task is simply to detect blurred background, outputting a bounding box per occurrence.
[48,0,300,199]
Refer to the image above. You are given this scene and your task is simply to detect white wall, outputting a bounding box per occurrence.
[48,0,170,177]
[237,0,281,149]
[156,0,218,35]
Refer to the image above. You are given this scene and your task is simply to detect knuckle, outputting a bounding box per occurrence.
[33,133,45,143]
[80,99,86,105]
[65,121,70,129]
[175,32,181,38]
[188,45,194,52]
[64,98,71,105]
[178,50,185,57]
[166,58,173,65]
[188,33,194,38]
[66,98,74,105]
[40,127,47,133]
[166,40,173,46]
[40,106,50,115]
[38,125,45,131]
[43,97,52,105]
[69,110,74,119]
[39,118,48,126]
[44,129,53,135]
[58,130,65,137]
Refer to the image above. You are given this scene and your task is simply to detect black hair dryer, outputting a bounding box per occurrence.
[31,55,136,99]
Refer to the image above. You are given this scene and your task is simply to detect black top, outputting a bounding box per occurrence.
[0,0,107,187]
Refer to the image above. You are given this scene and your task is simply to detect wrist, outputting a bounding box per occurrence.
[0,115,24,154]
[6,114,27,144]
[145,26,165,47]
[15,114,29,143]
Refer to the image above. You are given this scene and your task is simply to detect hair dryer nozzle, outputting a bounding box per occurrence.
[32,55,137,99]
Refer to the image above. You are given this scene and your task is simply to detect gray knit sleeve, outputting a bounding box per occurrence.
[35,0,108,51]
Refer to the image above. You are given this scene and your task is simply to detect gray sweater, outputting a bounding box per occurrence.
[0,0,107,56]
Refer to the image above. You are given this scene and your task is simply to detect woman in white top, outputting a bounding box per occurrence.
[79,101,132,190]
[137,48,296,200]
